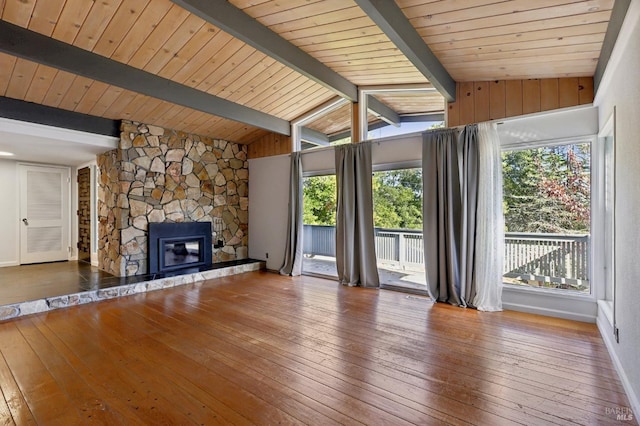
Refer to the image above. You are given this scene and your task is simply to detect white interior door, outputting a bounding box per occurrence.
[19,164,70,264]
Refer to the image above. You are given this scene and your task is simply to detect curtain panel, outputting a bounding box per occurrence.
[473,123,504,311]
[334,143,380,288]
[459,124,480,307]
[422,124,503,311]
[279,151,303,276]
[422,128,464,305]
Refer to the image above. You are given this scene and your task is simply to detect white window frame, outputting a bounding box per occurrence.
[594,109,616,326]
[358,84,438,140]
[500,135,597,302]
[291,97,348,152]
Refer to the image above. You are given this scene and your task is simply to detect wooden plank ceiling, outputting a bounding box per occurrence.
[399,0,614,81]
[0,0,614,144]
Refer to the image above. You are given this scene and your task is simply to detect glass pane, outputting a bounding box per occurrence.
[367,120,444,140]
[164,241,201,267]
[502,143,591,293]
[373,168,426,292]
[302,175,337,277]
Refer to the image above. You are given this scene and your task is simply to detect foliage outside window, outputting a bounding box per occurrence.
[373,169,422,229]
[303,170,425,286]
[303,175,337,226]
[502,143,591,292]
[303,169,422,230]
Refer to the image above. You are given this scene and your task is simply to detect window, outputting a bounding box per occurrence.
[367,120,443,140]
[372,168,426,292]
[301,168,427,292]
[502,142,591,293]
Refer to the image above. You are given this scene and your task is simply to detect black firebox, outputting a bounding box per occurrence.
[148,222,212,274]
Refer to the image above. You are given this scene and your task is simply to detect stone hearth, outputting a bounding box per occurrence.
[97,121,249,277]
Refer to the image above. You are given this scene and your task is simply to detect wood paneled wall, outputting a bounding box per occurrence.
[447,77,594,127]
[248,132,292,159]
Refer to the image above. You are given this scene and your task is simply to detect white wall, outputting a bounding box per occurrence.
[593,0,640,415]
[248,154,290,271]
[0,160,18,266]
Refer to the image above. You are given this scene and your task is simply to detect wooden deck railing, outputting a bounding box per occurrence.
[303,225,424,270]
[504,233,590,290]
[303,225,590,290]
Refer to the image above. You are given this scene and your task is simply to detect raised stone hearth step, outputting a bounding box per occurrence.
[0,260,264,322]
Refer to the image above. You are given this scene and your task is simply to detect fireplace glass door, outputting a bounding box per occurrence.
[159,237,205,272]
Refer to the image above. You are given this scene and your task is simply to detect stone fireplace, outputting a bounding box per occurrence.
[97,121,248,277]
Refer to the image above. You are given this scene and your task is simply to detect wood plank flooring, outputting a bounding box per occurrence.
[0,261,116,306]
[0,271,634,425]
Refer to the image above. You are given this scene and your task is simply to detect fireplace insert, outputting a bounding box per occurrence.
[148,222,212,274]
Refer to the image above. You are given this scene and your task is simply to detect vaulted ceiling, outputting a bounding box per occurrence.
[0,0,616,144]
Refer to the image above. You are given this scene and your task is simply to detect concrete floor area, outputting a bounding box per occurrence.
[302,255,428,293]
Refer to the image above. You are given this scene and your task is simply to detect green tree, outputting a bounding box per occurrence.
[303,169,423,230]
[502,144,590,233]
[373,169,422,229]
[303,175,336,225]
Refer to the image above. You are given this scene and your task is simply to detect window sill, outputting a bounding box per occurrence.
[502,283,595,301]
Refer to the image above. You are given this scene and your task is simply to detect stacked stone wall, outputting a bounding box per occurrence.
[97,121,248,276]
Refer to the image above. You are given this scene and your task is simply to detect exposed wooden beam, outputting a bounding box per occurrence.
[353,0,456,102]
[300,127,329,147]
[0,21,290,135]
[367,96,400,126]
[595,0,631,93]
[0,96,120,138]
[401,113,445,123]
[171,0,358,102]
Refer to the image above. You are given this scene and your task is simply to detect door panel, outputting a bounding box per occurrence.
[19,165,70,264]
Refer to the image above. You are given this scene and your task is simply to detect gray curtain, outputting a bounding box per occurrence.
[279,152,303,276]
[422,125,480,306]
[335,143,380,287]
[459,125,479,306]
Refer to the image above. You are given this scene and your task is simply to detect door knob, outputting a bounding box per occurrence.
[22,218,29,226]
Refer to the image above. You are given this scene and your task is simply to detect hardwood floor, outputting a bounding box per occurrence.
[0,271,633,425]
[0,261,118,306]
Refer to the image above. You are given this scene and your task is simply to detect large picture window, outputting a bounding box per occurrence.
[301,168,427,292]
[502,142,591,293]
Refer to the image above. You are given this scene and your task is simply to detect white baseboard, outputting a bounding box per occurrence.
[502,302,596,323]
[597,310,640,419]
[0,261,19,268]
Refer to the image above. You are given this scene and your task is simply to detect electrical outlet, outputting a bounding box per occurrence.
[614,327,620,343]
